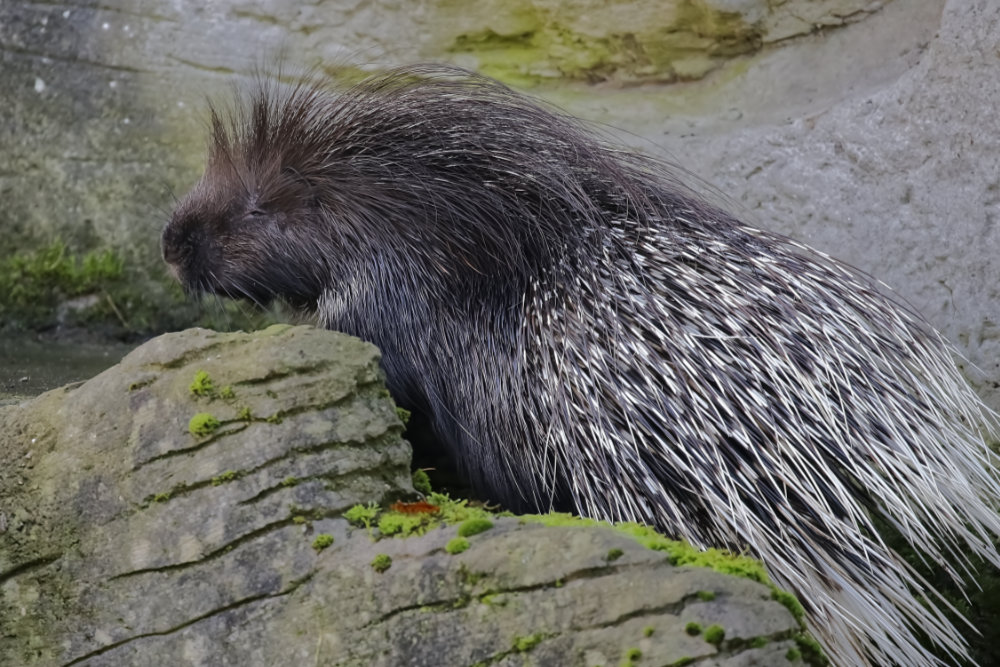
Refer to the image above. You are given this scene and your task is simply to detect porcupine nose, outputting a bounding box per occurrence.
[161,224,182,265]
[161,217,198,269]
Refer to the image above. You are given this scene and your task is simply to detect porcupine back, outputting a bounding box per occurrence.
[163,65,1000,666]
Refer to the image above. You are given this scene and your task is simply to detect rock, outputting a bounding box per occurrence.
[0,325,802,666]
[0,325,414,665]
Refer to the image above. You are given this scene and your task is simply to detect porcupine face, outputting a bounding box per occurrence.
[161,95,331,310]
[162,174,323,308]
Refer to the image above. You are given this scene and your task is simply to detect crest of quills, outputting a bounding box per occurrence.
[162,65,1000,666]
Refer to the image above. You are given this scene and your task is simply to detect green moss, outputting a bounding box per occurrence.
[219,385,235,399]
[189,370,214,397]
[643,625,654,637]
[696,590,716,601]
[377,512,428,537]
[446,537,470,554]
[684,622,702,636]
[281,476,299,487]
[210,470,238,486]
[312,534,334,551]
[458,564,487,587]
[430,492,508,525]
[614,523,769,584]
[513,633,544,652]
[151,492,171,503]
[343,503,380,529]
[606,547,625,562]
[371,553,393,572]
[0,241,125,328]
[786,647,802,661]
[619,646,642,667]
[237,406,252,421]
[772,590,804,623]
[793,633,827,666]
[749,636,768,649]
[412,468,433,495]
[0,239,281,335]
[292,516,307,525]
[519,511,604,529]
[265,413,283,424]
[480,593,507,607]
[440,1,758,86]
[395,406,411,426]
[703,624,725,645]
[188,412,221,437]
[457,518,494,538]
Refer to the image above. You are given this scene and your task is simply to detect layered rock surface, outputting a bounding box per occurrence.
[0,326,800,666]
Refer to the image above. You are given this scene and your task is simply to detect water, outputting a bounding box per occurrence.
[0,335,136,404]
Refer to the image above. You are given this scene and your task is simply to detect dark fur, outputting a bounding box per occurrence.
[163,65,1000,666]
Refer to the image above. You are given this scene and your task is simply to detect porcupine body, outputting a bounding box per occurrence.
[161,65,1000,666]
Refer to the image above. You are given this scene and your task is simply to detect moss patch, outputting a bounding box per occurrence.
[343,503,380,530]
[0,239,279,336]
[793,633,826,665]
[704,624,725,645]
[457,518,494,538]
[312,534,334,551]
[412,468,433,495]
[189,370,215,397]
[512,633,544,652]
[437,0,760,86]
[620,646,642,667]
[188,413,221,437]
[772,589,804,623]
[0,241,125,330]
[371,553,393,572]
[395,406,411,425]
[210,470,239,486]
[446,537,470,554]
[613,522,770,584]
[378,512,433,538]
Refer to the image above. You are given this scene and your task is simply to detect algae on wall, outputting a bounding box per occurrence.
[431,0,883,86]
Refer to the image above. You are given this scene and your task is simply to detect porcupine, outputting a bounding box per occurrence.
[161,64,1000,666]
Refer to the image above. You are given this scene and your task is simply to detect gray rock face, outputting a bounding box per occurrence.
[0,325,800,666]
[0,325,413,665]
